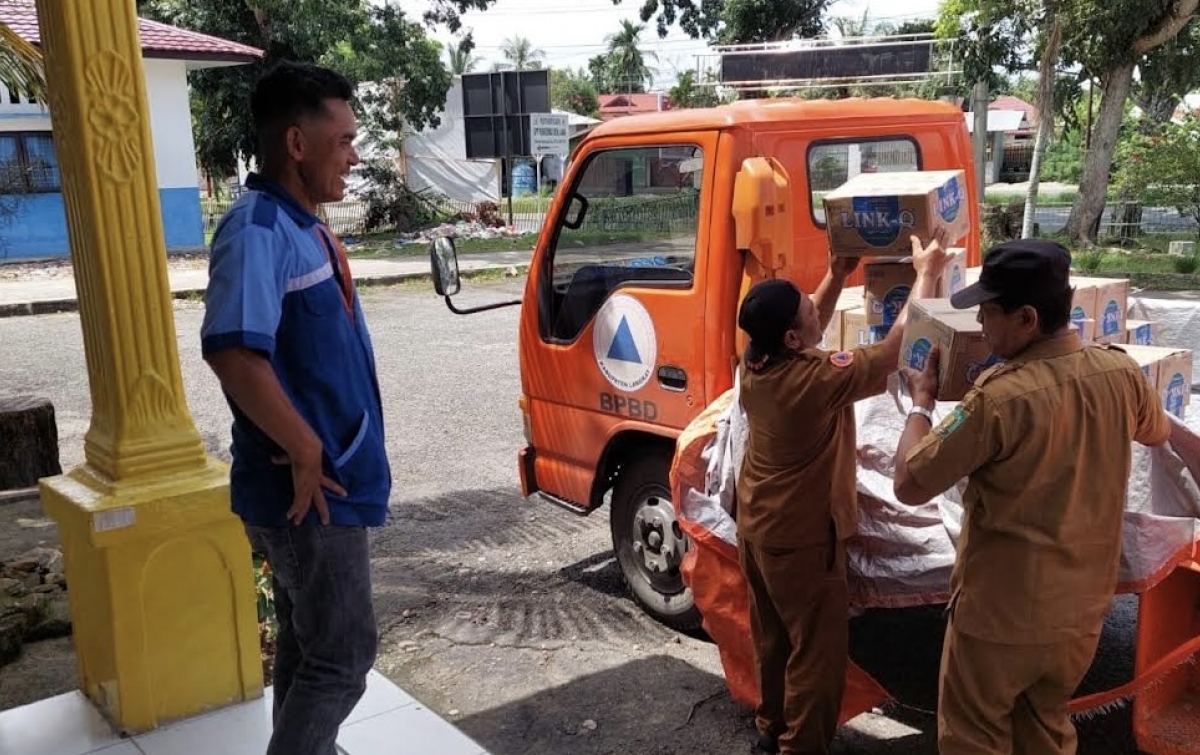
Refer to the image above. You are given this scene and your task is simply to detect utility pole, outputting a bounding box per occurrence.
[972,79,989,203]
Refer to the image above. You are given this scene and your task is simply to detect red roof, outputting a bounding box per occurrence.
[990,95,1038,126]
[598,93,667,120]
[0,2,262,65]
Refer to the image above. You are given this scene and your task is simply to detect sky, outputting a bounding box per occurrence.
[400,0,945,89]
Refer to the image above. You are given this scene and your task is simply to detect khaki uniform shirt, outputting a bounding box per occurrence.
[737,344,893,548]
[906,334,1171,644]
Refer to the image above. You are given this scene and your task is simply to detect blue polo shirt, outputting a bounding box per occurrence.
[201,173,391,528]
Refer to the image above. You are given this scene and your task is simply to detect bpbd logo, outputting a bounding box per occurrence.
[844,196,914,248]
[936,176,963,223]
[1071,306,1086,321]
[882,285,911,328]
[1166,373,1187,417]
[906,337,933,370]
[1102,300,1120,336]
[966,354,1001,383]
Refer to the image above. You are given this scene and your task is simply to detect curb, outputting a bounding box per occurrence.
[0,264,529,320]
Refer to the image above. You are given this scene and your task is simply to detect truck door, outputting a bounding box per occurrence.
[520,135,716,511]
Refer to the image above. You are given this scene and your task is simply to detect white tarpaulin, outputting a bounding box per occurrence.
[403,76,501,204]
[679,298,1200,610]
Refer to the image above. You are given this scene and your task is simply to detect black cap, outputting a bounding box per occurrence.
[739,278,801,363]
[951,239,1072,309]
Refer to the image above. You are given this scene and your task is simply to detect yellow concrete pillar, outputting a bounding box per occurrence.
[33,0,263,734]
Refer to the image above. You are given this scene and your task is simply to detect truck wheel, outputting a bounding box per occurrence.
[610,449,703,632]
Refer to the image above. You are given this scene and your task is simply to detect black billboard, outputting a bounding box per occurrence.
[461,70,550,159]
[720,41,933,85]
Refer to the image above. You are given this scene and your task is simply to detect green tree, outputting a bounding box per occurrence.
[1116,113,1200,236]
[551,67,600,117]
[499,35,544,71]
[445,41,479,75]
[138,0,496,177]
[1134,17,1200,131]
[831,10,896,38]
[618,0,832,43]
[941,0,1200,243]
[0,20,45,102]
[602,20,656,93]
[667,69,721,109]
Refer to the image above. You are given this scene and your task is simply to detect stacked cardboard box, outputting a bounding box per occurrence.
[1125,319,1157,346]
[822,289,864,351]
[1070,275,1129,343]
[822,170,971,257]
[942,267,1189,416]
[1117,345,1193,419]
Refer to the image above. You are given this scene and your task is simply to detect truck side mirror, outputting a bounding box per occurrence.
[430,236,461,297]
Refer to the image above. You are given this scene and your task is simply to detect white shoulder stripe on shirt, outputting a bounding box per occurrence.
[287,262,334,293]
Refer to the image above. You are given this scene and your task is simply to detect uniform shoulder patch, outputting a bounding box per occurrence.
[1096,342,1126,354]
[830,351,855,369]
[934,404,971,440]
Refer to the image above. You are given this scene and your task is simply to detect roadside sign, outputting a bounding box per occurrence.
[530,113,570,155]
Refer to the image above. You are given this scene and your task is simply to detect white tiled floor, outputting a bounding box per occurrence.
[0,671,490,755]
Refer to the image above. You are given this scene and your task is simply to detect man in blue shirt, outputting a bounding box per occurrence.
[201,61,390,755]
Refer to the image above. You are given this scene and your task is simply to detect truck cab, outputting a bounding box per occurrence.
[433,97,983,629]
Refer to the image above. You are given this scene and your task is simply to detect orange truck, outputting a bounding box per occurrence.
[429,98,1200,752]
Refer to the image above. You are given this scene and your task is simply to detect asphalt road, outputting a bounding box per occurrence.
[0,280,1147,754]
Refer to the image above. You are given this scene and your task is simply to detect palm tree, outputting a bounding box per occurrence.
[831,10,896,41]
[604,20,655,93]
[0,21,47,102]
[500,35,544,72]
[445,41,478,76]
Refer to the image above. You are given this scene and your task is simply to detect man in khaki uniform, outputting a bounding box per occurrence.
[736,234,947,755]
[893,240,1177,754]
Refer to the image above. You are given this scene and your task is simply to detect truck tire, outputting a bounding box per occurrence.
[610,449,703,632]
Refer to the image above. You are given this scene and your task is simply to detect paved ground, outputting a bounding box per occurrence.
[0,281,1154,754]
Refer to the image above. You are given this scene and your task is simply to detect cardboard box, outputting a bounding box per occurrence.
[1157,349,1193,419]
[1125,319,1157,346]
[864,259,916,327]
[821,290,865,350]
[1071,318,1097,342]
[1070,285,1098,325]
[899,299,1000,402]
[822,170,971,257]
[1118,345,1192,418]
[1096,329,1126,346]
[937,247,969,299]
[1118,344,1164,387]
[840,307,883,350]
[1070,276,1129,339]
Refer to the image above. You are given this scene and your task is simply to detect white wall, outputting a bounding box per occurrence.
[0,58,200,193]
[143,58,199,190]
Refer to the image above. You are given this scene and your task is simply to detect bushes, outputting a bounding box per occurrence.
[357,157,447,234]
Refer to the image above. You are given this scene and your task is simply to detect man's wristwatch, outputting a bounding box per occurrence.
[908,406,934,423]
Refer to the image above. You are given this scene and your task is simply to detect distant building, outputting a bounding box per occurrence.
[0,2,261,261]
[597,93,669,121]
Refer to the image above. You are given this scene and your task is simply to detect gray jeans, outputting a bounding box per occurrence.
[247,524,378,755]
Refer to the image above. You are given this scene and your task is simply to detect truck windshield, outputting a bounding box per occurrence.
[808,137,920,225]
[542,144,702,342]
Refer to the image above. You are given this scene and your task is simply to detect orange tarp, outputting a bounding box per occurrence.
[670,390,890,722]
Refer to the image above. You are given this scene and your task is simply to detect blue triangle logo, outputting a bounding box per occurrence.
[607,316,642,364]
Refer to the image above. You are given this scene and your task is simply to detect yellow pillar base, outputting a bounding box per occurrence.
[40,460,264,735]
